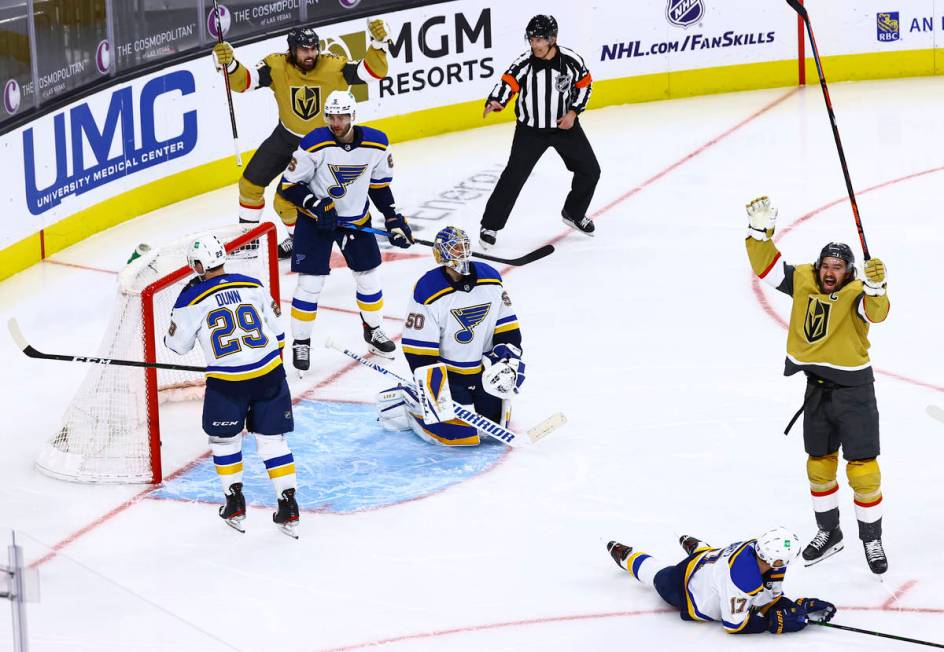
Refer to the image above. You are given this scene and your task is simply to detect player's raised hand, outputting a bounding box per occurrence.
[483,100,504,118]
[212,42,235,71]
[385,213,413,248]
[368,18,391,45]
[863,258,887,295]
[746,195,777,240]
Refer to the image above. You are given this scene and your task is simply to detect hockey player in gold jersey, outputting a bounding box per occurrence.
[745,196,890,575]
[212,22,390,258]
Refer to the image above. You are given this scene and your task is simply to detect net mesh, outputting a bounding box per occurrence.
[36,224,276,484]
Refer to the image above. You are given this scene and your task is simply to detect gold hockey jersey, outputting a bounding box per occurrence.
[227,48,388,136]
[746,237,890,386]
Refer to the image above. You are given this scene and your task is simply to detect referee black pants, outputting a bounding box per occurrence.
[482,121,600,232]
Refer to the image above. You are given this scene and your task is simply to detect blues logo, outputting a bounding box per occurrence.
[876,12,900,42]
[804,297,831,343]
[451,303,491,343]
[327,164,367,198]
[290,85,321,120]
[666,0,705,28]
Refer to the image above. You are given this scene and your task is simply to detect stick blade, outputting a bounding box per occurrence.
[527,412,567,443]
[7,318,29,352]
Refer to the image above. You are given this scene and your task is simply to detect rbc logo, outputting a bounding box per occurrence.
[877,12,900,42]
[666,0,705,28]
[22,70,198,215]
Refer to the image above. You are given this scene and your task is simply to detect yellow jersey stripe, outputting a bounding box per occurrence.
[215,462,244,476]
[268,464,296,479]
[205,356,282,382]
[423,287,454,304]
[494,322,520,335]
[402,344,439,356]
[445,363,483,375]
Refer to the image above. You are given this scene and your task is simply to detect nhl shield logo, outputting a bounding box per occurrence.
[803,297,831,343]
[290,85,321,121]
[554,72,573,93]
[666,0,705,28]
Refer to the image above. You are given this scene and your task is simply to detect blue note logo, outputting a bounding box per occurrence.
[22,70,198,215]
[666,0,705,28]
[451,303,490,344]
[877,12,900,42]
[327,164,367,198]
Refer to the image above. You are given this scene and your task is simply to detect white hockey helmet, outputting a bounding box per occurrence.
[324,89,357,124]
[754,527,801,568]
[187,234,226,276]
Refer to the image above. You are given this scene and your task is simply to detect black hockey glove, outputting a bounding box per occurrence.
[795,598,836,623]
[303,196,337,230]
[767,602,807,634]
[385,213,413,248]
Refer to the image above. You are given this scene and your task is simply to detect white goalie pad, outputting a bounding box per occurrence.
[413,363,455,424]
[377,387,412,432]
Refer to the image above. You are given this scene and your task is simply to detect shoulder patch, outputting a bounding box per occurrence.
[472,261,502,283]
[300,126,335,151]
[359,126,390,148]
[413,269,452,305]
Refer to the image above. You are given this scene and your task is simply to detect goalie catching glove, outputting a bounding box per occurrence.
[482,343,526,399]
[746,196,777,241]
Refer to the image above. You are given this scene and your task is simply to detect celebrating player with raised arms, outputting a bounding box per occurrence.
[607,528,836,634]
[163,235,299,538]
[377,226,526,446]
[745,196,890,574]
[278,90,412,372]
[211,21,390,258]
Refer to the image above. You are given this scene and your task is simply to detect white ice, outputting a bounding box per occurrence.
[1,76,943,651]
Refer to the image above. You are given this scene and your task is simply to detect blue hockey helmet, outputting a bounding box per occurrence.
[433,226,471,276]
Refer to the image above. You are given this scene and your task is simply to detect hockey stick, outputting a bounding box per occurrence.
[809,621,944,648]
[785,0,870,260]
[338,223,555,266]
[7,318,206,373]
[324,337,566,445]
[927,405,944,425]
[211,0,242,166]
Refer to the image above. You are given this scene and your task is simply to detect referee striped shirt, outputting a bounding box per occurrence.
[487,45,592,129]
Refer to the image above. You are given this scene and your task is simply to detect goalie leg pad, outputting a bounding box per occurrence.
[413,363,456,423]
[408,412,480,446]
[377,386,413,431]
[209,435,244,492]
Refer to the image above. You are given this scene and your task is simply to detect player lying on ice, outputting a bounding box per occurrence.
[377,226,526,446]
[607,528,836,634]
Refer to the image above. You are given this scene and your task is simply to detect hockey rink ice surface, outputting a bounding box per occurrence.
[1,76,943,651]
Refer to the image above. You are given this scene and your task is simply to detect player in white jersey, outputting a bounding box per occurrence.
[278,89,413,372]
[607,528,836,634]
[377,226,526,445]
[164,235,300,537]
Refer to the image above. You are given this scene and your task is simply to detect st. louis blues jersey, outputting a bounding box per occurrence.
[682,540,784,633]
[164,273,285,385]
[281,125,394,225]
[402,262,521,377]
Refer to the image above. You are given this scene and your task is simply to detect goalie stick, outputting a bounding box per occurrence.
[338,223,555,266]
[324,337,566,445]
[7,318,206,373]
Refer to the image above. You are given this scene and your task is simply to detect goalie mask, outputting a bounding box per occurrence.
[754,527,801,568]
[433,226,471,276]
[187,235,226,276]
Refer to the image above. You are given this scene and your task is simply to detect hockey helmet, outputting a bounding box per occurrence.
[287,26,319,52]
[815,241,856,285]
[433,226,471,276]
[324,89,357,125]
[525,14,558,40]
[187,234,226,276]
[754,527,801,568]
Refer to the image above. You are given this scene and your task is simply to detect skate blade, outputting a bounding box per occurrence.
[368,345,396,360]
[803,543,844,567]
[277,522,299,539]
[223,517,246,534]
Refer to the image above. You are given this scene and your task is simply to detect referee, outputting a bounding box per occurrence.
[479,14,600,249]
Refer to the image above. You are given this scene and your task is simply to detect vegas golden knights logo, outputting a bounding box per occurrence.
[804,297,831,343]
[291,86,321,120]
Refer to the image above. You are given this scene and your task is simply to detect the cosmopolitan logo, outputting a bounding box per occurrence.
[22,70,198,215]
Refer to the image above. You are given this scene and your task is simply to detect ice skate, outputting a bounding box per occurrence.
[219,482,246,533]
[803,527,844,566]
[274,488,300,539]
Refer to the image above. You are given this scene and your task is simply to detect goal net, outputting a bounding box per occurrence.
[36,223,280,484]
